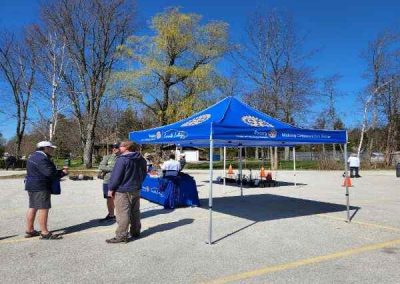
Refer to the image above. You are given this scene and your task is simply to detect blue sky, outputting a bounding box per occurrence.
[1,0,399,139]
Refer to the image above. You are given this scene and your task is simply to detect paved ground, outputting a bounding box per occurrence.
[0,169,399,283]
[0,170,26,177]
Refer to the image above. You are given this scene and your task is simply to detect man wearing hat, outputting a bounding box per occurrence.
[25,141,68,239]
[98,143,120,222]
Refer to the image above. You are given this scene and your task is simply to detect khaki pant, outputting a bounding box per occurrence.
[114,191,141,239]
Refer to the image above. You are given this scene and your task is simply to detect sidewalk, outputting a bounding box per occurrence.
[0,169,26,177]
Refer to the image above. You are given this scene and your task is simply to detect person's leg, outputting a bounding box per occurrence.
[350,167,355,177]
[129,191,141,237]
[38,209,50,235]
[114,192,130,239]
[107,198,115,216]
[25,208,37,232]
[100,184,115,221]
[355,167,360,177]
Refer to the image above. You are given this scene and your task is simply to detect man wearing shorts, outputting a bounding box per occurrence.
[25,141,68,239]
[98,143,120,222]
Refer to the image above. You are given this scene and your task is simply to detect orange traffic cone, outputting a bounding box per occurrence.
[342,176,352,187]
[260,166,266,179]
[227,164,234,175]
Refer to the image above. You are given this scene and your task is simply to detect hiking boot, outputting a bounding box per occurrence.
[99,214,116,222]
[106,237,128,244]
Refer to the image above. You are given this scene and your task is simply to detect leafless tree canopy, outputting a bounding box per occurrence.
[358,31,400,165]
[40,0,135,167]
[234,9,316,124]
[0,32,36,157]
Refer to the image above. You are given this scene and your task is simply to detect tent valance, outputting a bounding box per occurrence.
[129,96,347,146]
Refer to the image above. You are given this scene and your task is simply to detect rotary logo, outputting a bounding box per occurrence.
[241,115,274,127]
[181,114,211,127]
[267,130,277,138]
[156,131,161,139]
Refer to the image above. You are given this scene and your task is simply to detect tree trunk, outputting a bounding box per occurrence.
[332,144,336,160]
[385,118,398,166]
[83,122,95,168]
[269,147,273,169]
[284,147,289,160]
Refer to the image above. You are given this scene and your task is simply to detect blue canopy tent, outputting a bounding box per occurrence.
[130,96,350,244]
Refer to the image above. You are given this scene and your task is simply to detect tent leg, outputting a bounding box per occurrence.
[344,143,350,222]
[208,139,214,244]
[293,147,297,187]
[239,146,243,197]
[223,146,226,191]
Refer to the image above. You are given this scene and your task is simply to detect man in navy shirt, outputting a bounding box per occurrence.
[25,141,68,239]
[106,141,147,243]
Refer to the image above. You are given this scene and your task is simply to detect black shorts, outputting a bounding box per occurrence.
[28,190,51,209]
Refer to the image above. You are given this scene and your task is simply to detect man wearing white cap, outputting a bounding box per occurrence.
[24,141,68,239]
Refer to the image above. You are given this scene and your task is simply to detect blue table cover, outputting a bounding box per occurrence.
[141,173,200,209]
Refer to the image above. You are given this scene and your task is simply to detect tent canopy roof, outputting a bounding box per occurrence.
[129,96,347,146]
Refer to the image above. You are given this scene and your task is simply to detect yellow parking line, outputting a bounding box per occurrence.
[205,238,400,284]
[316,214,400,233]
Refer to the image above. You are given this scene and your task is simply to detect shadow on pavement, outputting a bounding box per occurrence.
[0,234,18,241]
[54,208,174,235]
[139,218,194,239]
[204,180,307,187]
[199,193,360,242]
[200,193,359,222]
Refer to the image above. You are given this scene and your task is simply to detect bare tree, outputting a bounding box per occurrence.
[234,9,316,123]
[234,9,316,166]
[0,32,36,157]
[41,0,135,167]
[360,31,400,165]
[29,25,68,141]
[320,74,343,158]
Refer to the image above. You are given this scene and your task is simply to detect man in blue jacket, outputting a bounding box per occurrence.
[25,141,68,239]
[106,141,147,243]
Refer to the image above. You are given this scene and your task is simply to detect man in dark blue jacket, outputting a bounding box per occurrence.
[106,141,147,243]
[25,141,68,239]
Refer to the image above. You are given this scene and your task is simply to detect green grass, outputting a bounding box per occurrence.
[53,158,99,169]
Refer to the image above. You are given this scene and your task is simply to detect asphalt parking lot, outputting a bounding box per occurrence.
[0,169,399,283]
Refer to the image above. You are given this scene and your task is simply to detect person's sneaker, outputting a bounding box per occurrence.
[99,214,116,222]
[106,237,128,244]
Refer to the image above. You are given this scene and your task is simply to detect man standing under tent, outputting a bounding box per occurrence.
[106,141,147,244]
[161,153,181,176]
[98,143,120,222]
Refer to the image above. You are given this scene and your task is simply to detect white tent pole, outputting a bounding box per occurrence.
[208,131,214,244]
[239,146,243,197]
[344,143,350,222]
[293,147,297,186]
[223,146,226,190]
